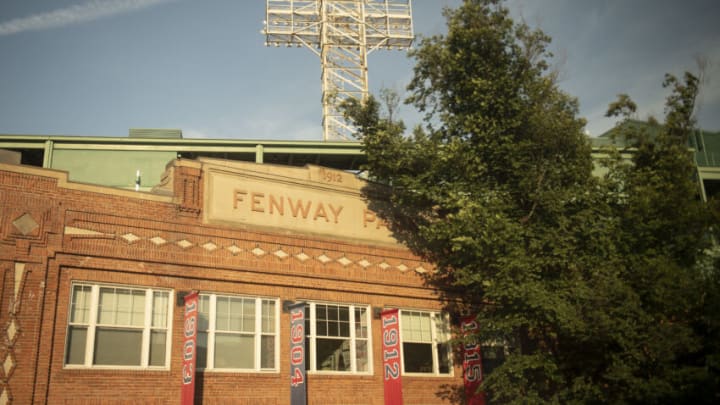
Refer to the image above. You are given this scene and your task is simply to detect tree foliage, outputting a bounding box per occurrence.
[601,73,720,403]
[342,0,720,403]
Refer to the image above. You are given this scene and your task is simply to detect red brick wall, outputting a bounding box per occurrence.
[0,163,462,404]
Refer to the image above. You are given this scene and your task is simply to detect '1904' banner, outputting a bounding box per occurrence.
[462,316,486,405]
[381,308,403,405]
[181,291,199,405]
[289,303,307,405]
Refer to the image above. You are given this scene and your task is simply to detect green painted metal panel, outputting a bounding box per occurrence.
[51,149,176,189]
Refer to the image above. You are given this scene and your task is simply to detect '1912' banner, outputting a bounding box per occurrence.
[181,291,199,405]
[289,303,307,405]
[382,308,403,405]
[462,316,486,405]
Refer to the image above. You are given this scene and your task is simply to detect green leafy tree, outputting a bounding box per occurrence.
[602,73,720,403]
[342,0,719,403]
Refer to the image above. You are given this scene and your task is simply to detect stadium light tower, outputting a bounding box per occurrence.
[264,0,414,141]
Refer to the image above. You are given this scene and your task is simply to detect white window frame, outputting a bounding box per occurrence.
[197,293,279,372]
[64,282,173,369]
[399,310,453,377]
[305,301,373,375]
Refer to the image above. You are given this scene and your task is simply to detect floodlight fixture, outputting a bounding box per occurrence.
[264,0,414,141]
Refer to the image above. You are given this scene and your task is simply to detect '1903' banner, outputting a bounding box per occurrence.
[381,308,403,405]
[289,303,307,405]
[181,291,199,405]
[461,316,486,405]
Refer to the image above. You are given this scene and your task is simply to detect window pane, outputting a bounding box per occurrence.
[354,308,368,338]
[70,285,91,324]
[261,300,275,333]
[228,298,243,331]
[317,319,328,336]
[116,289,145,326]
[402,311,432,342]
[242,299,255,333]
[214,333,254,369]
[94,328,142,366]
[317,305,327,321]
[115,289,131,325]
[65,284,172,369]
[130,290,145,326]
[261,335,275,369]
[149,331,167,366]
[152,292,169,328]
[113,290,132,325]
[403,342,433,373]
[339,321,350,337]
[197,331,208,369]
[198,295,210,331]
[419,313,431,340]
[98,288,145,327]
[217,297,255,333]
[328,319,339,336]
[65,326,87,365]
[434,314,450,341]
[307,304,370,373]
[435,314,451,374]
[328,305,338,321]
[437,342,451,374]
[339,306,349,322]
[316,338,350,371]
[216,296,230,330]
[316,304,350,338]
[183,295,278,371]
[97,287,115,324]
[355,339,368,372]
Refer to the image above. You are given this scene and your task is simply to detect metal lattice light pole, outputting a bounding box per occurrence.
[264,0,414,141]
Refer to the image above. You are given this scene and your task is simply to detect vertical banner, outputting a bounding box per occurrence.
[289,303,307,405]
[461,316,486,405]
[381,308,403,405]
[181,291,199,405]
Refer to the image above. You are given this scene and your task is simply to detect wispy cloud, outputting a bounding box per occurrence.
[0,0,176,36]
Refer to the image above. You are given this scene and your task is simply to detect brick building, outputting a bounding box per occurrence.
[0,157,463,404]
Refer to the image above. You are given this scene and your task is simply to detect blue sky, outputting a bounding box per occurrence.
[0,0,718,140]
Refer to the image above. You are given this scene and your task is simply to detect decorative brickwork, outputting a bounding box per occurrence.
[174,162,202,217]
[0,160,458,405]
[63,223,429,275]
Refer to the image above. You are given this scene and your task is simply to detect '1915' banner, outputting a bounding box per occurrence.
[382,308,403,405]
[181,291,199,405]
[289,303,307,405]
[462,316,486,405]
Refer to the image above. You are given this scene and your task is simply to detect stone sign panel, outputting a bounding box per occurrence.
[203,159,396,245]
